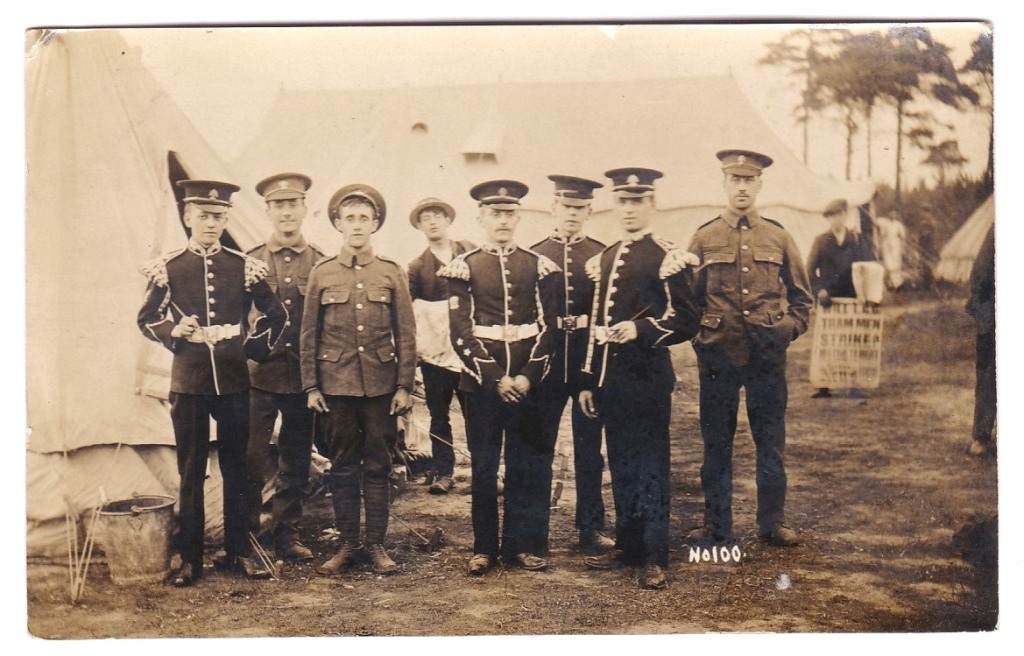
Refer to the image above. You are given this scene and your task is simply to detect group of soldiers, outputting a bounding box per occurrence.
[138,147,814,591]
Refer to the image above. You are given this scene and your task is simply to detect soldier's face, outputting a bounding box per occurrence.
[334,201,378,250]
[551,200,591,237]
[826,211,847,232]
[723,173,762,213]
[416,208,452,241]
[184,205,229,247]
[266,198,307,237]
[614,195,655,233]
[478,206,520,245]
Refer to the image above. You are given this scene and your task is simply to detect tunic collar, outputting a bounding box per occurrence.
[187,239,222,256]
[480,242,518,256]
[338,246,375,267]
[548,230,586,245]
[622,228,652,243]
[722,207,762,229]
[266,233,309,253]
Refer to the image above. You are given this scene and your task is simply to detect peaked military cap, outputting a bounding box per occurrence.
[255,172,312,201]
[823,198,849,216]
[717,149,774,176]
[604,167,663,197]
[470,180,529,210]
[176,179,240,213]
[409,197,456,227]
[548,174,603,207]
[328,183,387,232]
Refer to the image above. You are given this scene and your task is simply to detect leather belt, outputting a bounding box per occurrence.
[187,323,241,344]
[472,323,540,342]
[556,315,589,331]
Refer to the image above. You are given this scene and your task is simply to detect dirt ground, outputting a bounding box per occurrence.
[25,293,1000,639]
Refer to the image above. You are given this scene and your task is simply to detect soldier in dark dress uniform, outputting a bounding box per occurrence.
[245,173,324,561]
[438,180,561,575]
[406,197,475,494]
[578,168,701,590]
[138,179,288,587]
[686,150,813,548]
[530,175,614,556]
[301,184,416,576]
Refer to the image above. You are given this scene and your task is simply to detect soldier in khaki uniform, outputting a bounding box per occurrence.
[245,173,324,562]
[138,179,288,587]
[686,150,813,548]
[300,183,416,576]
[530,175,614,556]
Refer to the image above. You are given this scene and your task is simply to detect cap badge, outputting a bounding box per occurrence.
[499,187,508,196]
[627,174,639,185]
[737,155,747,165]
[278,180,289,189]
[207,189,220,199]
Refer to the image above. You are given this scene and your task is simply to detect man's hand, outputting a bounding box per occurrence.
[579,390,598,419]
[817,289,831,307]
[497,375,524,403]
[307,389,329,413]
[608,320,638,343]
[390,387,413,416]
[170,315,201,339]
[511,375,531,397]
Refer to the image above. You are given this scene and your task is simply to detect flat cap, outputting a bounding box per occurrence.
[824,198,849,216]
[470,180,529,210]
[409,197,456,227]
[717,149,773,176]
[548,174,603,207]
[256,173,312,201]
[604,167,663,197]
[176,179,240,213]
[328,183,387,231]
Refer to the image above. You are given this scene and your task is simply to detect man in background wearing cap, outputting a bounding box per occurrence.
[407,197,475,494]
[530,175,614,556]
[245,173,324,562]
[686,150,813,548]
[439,180,560,575]
[138,179,288,586]
[578,167,700,590]
[805,198,872,399]
[301,183,416,576]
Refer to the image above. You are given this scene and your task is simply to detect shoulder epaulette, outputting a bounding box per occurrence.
[695,216,721,232]
[585,253,604,282]
[762,217,786,229]
[226,247,271,287]
[309,242,326,258]
[653,235,677,251]
[658,247,701,280]
[246,243,267,257]
[437,252,472,281]
[376,253,400,267]
[139,248,185,287]
[529,238,548,250]
[586,236,607,249]
[312,254,337,270]
[534,253,562,279]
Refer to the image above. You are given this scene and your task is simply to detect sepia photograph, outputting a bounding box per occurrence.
[16,6,1015,646]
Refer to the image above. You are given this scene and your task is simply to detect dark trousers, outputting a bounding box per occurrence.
[247,389,315,548]
[465,387,556,560]
[537,384,606,533]
[696,350,789,537]
[420,362,465,478]
[974,331,996,443]
[323,393,396,545]
[169,391,251,566]
[599,381,672,567]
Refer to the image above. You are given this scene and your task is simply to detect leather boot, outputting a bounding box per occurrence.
[367,543,398,575]
[318,541,359,575]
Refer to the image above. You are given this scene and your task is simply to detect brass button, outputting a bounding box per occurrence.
[743,310,750,316]
[284,277,292,283]
[356,283,364,289]
[285,299,292,305]
[207,285,215,292]
[742,266,750,273]
[358,346,365,352]
[208,311,216,318]
[357,325,364,331]
[356,303,364,309]
[284,256,292,263]
[741,245,749,251]
[208,298,216,304]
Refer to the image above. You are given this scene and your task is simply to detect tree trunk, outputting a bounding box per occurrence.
[895,98,904,213]
[866,102,874,178]
[845,107,855,181]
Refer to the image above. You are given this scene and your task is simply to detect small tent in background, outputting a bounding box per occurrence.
[25,29,270,559]
[231,76,876,265]
[936,195,994,284]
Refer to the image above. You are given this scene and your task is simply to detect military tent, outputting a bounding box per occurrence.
[936,195,994,284]
[25,29,271,560]
[231,76,876,265]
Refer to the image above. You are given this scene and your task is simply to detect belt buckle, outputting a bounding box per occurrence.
[563,316,576,331]
[207,324,224,344]
[503,324,518,341]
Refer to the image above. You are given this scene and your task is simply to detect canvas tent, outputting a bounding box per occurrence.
[936,195,994,284]
[231,76,876,265]
[25,29,271,558]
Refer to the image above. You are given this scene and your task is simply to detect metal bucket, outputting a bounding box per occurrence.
[98,495,176,585]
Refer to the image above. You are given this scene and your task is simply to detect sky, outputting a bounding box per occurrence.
[116,22,991,190]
